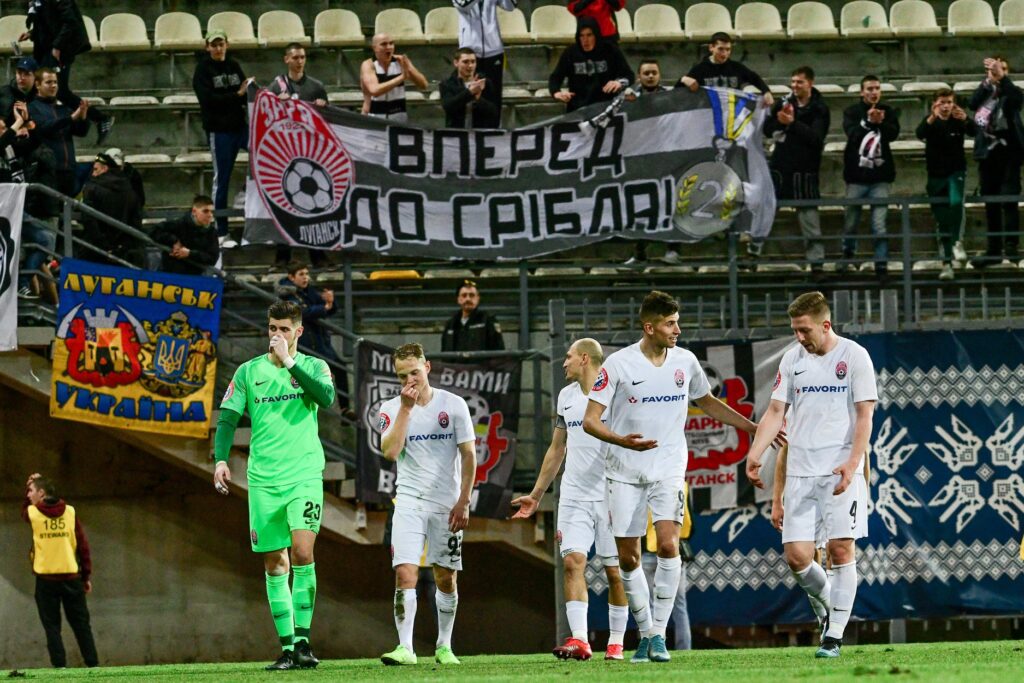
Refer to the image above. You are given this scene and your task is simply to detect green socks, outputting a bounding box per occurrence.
[266,572,295,650]
[291,563,317,643]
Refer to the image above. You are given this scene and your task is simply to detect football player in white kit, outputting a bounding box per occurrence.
[512,338,630,661]
[746,292,877,659]
[583,291,773,663]
[377,343,477,666]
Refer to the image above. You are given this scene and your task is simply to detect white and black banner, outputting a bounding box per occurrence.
[244,87,776,259]
[0,184,26,351]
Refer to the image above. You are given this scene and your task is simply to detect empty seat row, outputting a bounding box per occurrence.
[5,1,1023,57]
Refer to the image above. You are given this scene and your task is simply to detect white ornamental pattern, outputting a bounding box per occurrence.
[879,365,1024,409]
[690,540,1022,592]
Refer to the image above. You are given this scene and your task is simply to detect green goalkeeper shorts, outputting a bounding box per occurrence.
[247,478,323,552]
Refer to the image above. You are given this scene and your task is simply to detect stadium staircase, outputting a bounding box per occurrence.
[0,345,553,564]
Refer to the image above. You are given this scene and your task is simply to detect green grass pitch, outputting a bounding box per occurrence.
[9,641,1023,682]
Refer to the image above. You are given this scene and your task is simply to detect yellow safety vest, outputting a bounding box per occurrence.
[27,504,79,575]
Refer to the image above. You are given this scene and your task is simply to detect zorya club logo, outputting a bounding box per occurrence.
[438,411,450,428]
[378,413,391,432]
[251,90,354,249]
[593,368,609,392]
[675,369,686,388]
[835,360,848,380]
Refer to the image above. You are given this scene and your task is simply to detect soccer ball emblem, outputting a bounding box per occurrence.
[835,361,848,380]
[674,369,686,388]
[700,361,721,397]
[282,158,333,215]
[438,411,450,428]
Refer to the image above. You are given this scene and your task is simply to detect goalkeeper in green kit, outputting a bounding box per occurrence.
[213,300,335,670]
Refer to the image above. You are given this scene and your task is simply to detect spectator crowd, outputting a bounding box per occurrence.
[4,2,1023,301]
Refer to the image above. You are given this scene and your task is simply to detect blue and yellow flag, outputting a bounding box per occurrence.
[50,259,223,438]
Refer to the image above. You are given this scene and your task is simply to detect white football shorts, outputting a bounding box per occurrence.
[390,505,463,570]
[557,498,619,565]
[781,473,868,545]
[606,476,685,538]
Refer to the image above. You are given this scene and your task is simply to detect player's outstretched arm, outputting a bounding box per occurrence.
[511,427,567,519]
[286,360,336,409]
[213,409,242,494]
[834,400,876,495]
[583,400,657,451]
[450,440,477,532]
[771,444,787,531]
[745,399,788,488]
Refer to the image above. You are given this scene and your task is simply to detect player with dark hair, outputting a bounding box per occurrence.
[377,343,477,666]
[746,291,877,659]
[583,291,773,663]
[213,300,336,670]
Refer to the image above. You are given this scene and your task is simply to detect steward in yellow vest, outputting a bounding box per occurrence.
[22,473,98,668]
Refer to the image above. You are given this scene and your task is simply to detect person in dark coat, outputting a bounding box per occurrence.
[0,57,38,123]
[150,195,220,276]
[839,75,900,279]
[916,88,976,279]
[968,56,1024,268]
[440,48,501,129]
[548,16,632,113]
[276,261,353,413]
[80,152,142,265]
[21,0,113,143]
[27,67,89,196]
[764,66,830,279]
[441,279,505,352]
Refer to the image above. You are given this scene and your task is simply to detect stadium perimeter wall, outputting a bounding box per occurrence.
[0,391,555,667]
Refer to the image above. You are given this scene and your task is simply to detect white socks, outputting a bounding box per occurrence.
[608,604,628,646]
[620,567,653,637]
[793,561,832,621]
[565,600,588,641]
[650,556,682,638]
[394,588,417,651]
[435,589,458,648]
[825,561,857,640]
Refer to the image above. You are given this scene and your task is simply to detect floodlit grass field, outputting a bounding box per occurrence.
[11,641,1023,682]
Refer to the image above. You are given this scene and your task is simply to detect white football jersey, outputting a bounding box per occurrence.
[378,388,475,512]
[588,342,711,484]
[771,336,878,477]
[555,382,606,502]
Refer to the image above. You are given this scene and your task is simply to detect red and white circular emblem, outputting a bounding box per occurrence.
[378,413,391,432]
[835,361,848,380]
[773,370,781,390]
[222,380,235,401]
[438,411,450,428]
[674,369,686,387]
[593,368,609,391]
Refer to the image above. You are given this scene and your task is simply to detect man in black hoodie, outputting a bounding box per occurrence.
[151,195,221,276]
[969,56,1024,268]
[916,88,976,280]
[548,17,632,113]
[21,0,113,144]
[839,75,900,280]
[23,473,98,668]
[192,29,254,247]
[678,32,773,108]
[764,66,830,280]
[80,152,143,265]
[440,48,501,129]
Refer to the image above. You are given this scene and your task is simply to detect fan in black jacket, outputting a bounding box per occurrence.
[80,154,143,266]
[548,16,632,113]
[440,48,501,128]
[24,0,112,143]
[839,76,900,278]
[764,67,830,277]
[150,196,220,276]
[441,280,504,352]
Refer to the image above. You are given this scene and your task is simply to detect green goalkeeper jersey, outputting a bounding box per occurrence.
[220,352,331,487]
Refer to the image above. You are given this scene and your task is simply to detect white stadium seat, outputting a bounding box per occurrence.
[154,12,204,51]
[840,1,892,37]
[1000,0,1024,35]
[685,3,733,40]
[734,3,785,39]
[258,11,311,48]
[314,10,365,48]
[0,15,32,54]
[208,12,261,49]
[99,13,151,51]
[633,4,684,42]
[374,8,427,45]
[890,0,943,37]
[948,0,1001,36]
[424,7,460,45]
[787,2,839,39]
[615,8,636,42]
[530,6,576,44]
[497,8,532,44]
